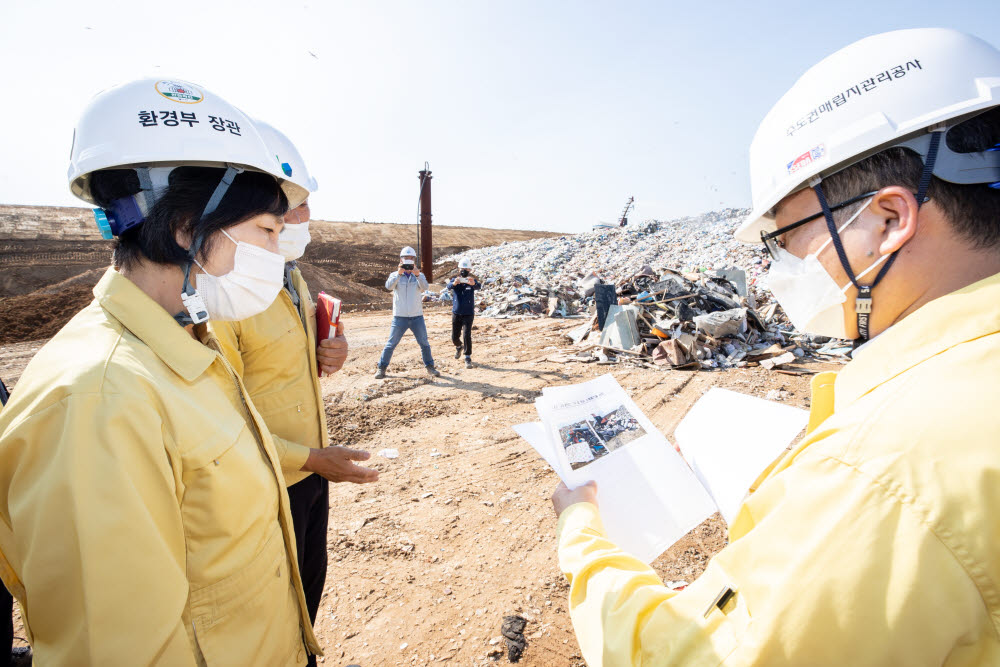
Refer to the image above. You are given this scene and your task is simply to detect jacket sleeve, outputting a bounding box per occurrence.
[558,442,988,666]
[471,279,482,292]
[446,278,456,291]
[386,273,400,290]
[269,433,312,483]
[417,274,429,290]
[0,394,197,666]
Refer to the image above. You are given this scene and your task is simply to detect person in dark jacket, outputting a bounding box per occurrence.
[446,258,481,368]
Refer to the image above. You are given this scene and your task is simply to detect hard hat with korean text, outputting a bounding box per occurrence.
[736,28,1000,243]
[400,246,417,257]
[68,77,309,208]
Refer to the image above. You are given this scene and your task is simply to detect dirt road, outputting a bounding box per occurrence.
[311,308,815,666]
[1,308,819,666]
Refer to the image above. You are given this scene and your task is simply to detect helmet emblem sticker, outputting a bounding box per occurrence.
[155,81,204,104]
[787,145,826,175]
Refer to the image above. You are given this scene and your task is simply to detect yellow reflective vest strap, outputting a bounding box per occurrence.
[209,265,328,488]
[557,272,1000,666]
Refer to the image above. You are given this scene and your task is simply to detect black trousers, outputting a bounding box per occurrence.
[2,584,10,667]
[286,473,329,667]
[452,313,475,357]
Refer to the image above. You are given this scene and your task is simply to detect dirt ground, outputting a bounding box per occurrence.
[0,307,820,665]
[0,306,822,666]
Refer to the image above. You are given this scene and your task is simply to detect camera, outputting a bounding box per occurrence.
[402,263,415,270]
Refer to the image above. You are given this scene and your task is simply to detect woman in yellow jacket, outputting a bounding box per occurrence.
[0,78,329,665]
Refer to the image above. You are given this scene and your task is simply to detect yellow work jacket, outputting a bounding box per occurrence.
[210,264,329,487]
[558,271,1000,666]
[0,268,320,666]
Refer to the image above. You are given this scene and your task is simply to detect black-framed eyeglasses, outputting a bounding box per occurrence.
[760,190,878,260]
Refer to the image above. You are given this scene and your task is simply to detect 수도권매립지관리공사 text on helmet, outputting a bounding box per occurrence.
[736,27,1000,243]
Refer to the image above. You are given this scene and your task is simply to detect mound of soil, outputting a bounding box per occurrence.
[295,261,389,306]
[0,282,100,344]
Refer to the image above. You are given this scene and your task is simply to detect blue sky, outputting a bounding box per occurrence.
[2,0,999,233]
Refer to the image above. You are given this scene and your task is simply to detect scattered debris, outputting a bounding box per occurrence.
[438,209,852,371]
[377,448,400,459]
[501,614,528,663]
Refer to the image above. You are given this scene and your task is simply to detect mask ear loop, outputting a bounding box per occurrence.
[812,130,942,340]
[174,165,244,326]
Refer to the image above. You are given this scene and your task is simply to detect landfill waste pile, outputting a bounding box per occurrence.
[436,208,853,371]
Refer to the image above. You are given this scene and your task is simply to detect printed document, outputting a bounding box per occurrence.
[515,375,807,563]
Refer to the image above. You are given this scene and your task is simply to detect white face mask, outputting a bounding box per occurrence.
[278,219,311,261]
[195,229,285,321]
[765,198,888,339]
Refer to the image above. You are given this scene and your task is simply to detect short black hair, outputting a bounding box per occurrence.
[89,166,288,271]
[821,107,1000,250]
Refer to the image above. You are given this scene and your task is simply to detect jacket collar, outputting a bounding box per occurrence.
[94,268,217,382]
[836,271,1000,409]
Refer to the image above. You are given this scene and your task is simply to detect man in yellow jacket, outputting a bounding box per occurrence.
[210,122,378,667]
[552,29,1000,666]
[210,199,379,660]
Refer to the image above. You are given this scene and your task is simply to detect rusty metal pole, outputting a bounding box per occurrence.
[418,165,433,282]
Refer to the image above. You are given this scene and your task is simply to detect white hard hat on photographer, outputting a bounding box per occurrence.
[400,246,416,257]
[736,27,1000,244]
[68,78,309,211]
[254,119,319,194]
[458,258,472,269]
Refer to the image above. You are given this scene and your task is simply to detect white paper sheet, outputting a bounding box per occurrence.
[519,375,716,563]
[673,387,808,525]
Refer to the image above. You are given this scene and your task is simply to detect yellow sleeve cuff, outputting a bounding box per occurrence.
[276,437,312,475]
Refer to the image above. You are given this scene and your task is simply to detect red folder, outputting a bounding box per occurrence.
[316,292,342,375]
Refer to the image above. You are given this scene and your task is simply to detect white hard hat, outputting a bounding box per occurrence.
[458,258,472,269]
[255,119,319,194]
[736,28,1000,243]
[68,78,309,208]
[400,246,416,257]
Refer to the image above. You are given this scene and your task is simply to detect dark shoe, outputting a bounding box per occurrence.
[427,366,441,377]
[465,358,473,369]
[11,646,32,667]
[454,347,462,359]
[374,367,386,379]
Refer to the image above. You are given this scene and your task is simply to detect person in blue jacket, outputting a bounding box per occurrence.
[446,258,481,368]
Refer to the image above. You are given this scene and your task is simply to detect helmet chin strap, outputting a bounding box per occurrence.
[811,130,942,341]
[173,165,244,327]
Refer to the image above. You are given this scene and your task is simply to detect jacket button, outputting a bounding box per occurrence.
[297,648,305,663]
[276,565,281,578]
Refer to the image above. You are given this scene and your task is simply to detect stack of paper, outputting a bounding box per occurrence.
[515,375,808,563]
